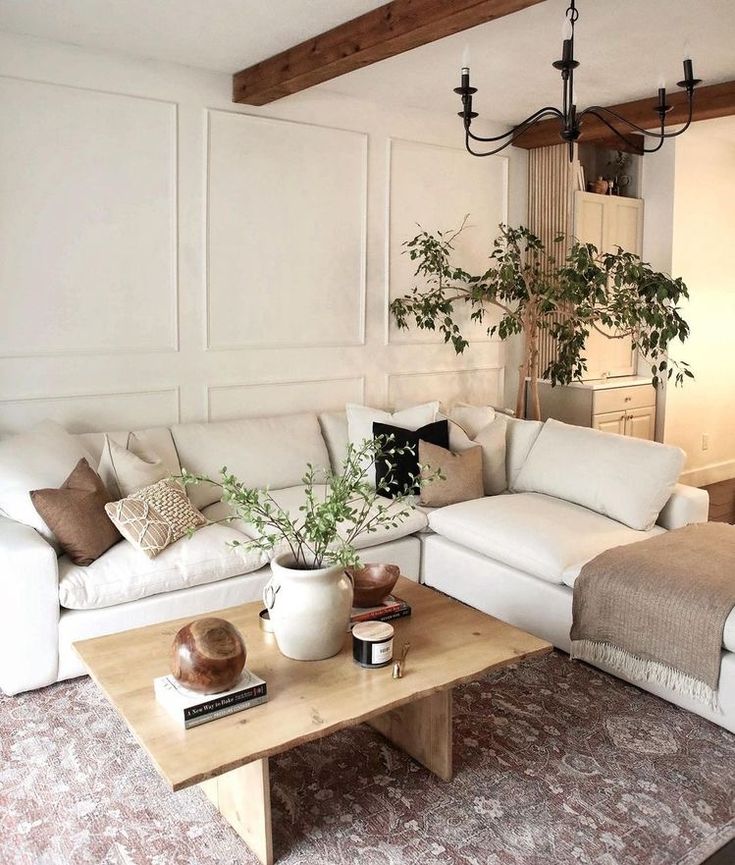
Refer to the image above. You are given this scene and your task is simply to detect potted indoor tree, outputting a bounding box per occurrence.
[390,219,693,420]
[181,436,436,661]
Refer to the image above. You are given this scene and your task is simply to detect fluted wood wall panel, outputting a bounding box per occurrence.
[527,144,575,377]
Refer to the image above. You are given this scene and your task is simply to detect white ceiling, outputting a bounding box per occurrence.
[0,0,389,71]
[0,0,733,124]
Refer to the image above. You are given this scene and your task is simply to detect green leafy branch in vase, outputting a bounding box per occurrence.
[179,435,442,570]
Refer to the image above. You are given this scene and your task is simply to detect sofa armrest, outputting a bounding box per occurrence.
[0,516,59,694]
[657,483,710,530]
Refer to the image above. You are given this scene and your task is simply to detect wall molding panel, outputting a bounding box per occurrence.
[207,376,365,422]
[387,366,504,411]
[0,388,181,435]
[0,75,178,359]
[385,137,508,347]
[0,33,528,437]
[205,109,368,351]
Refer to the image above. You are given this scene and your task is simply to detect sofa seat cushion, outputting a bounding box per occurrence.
[58,523,267,610]
[428,492,665,585]
[203,484,428,556]
[724,611,735,654]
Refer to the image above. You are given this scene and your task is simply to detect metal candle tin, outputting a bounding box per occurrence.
[352,621,394,669]
[258,609,274,633]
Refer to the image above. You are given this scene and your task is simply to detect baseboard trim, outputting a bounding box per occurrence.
[680,459,735,488]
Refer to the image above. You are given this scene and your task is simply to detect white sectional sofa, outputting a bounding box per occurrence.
[0,413,424,696]
[1,408,732,735]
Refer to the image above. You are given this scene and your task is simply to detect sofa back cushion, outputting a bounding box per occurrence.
[318,411,349,476]
[77,427,181,485]
[0,420,95,548]
[170,412,330,509]
[505,416,544,490]
[512,418,685,530]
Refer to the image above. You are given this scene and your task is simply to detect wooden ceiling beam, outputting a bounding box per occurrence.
[513,80,735,150]
[232,0,547,106]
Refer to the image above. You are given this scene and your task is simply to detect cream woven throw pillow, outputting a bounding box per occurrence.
[105,479,206,559]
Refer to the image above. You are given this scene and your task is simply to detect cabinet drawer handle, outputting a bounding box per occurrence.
[624,396,632,402]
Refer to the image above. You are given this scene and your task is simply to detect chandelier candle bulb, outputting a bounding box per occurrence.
[561,13,573,40]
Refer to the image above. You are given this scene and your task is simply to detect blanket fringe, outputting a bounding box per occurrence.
[570,639,720,712]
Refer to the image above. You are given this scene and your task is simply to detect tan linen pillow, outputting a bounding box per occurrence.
[419,440,484,507]
[30,458,121,566]
[98,433,170,499]
[448,414,508,495]
[105,479,207,559]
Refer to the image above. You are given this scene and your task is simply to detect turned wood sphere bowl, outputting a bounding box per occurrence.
[347,563,400,608]
[169,617,246,694]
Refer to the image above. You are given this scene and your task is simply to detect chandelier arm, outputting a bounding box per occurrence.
[465,107,564,143]
[579,91,694,139]
[580,108,657,152]
[465,130,514,157]
[464,109,567,156]
[642,135,667,155]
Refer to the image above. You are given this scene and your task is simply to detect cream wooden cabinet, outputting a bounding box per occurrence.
[537,379,657,441]
[623,405,656,440]
[574,192,644,380]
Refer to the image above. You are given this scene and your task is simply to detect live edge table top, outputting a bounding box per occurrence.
[74,577,551,792]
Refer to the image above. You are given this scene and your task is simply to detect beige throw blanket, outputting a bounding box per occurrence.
[571,523,735,709]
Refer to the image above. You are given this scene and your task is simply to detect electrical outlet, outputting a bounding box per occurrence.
[702,433,710,451]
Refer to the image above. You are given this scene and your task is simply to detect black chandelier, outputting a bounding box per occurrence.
[454,0,701,160]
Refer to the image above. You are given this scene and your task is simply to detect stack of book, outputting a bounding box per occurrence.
[154,668,268,729]
[350,594,411,625]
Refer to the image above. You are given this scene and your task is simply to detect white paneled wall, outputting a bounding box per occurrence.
[0,33,527,436]
[387,138,508,346]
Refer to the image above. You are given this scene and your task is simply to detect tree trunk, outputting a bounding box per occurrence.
[518,308,542,421]
[528,321,542,421]
[515,322,530,419]
[515,361,527,419]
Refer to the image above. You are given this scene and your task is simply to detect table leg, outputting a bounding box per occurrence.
[368,688,453,781]
[200,757,273,865]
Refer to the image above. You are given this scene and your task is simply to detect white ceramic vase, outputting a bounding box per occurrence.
[263,553,353,661]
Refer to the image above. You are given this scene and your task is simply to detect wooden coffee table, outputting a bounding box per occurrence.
[74,577,551,865]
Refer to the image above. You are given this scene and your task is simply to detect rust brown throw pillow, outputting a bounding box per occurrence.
[30,458,121,566]
[419,440,484,507]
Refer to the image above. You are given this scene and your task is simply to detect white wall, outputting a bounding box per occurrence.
[658,118,735,485]
[640,144,677,441]
[0,33,527,435]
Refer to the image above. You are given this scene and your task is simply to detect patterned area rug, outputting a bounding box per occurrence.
[1,652,733,865]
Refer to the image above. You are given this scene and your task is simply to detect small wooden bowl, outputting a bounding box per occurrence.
[348,563,400,608]
[170,617,246,694]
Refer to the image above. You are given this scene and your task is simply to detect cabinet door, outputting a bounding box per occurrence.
[593,410,626,435]
[575,193,641,379]
[605,198,644,256]
[624,406,656,440]
[574,192,605,249]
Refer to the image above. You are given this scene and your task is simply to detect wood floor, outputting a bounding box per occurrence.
[703,837,735,864]
[703,478,735,523]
